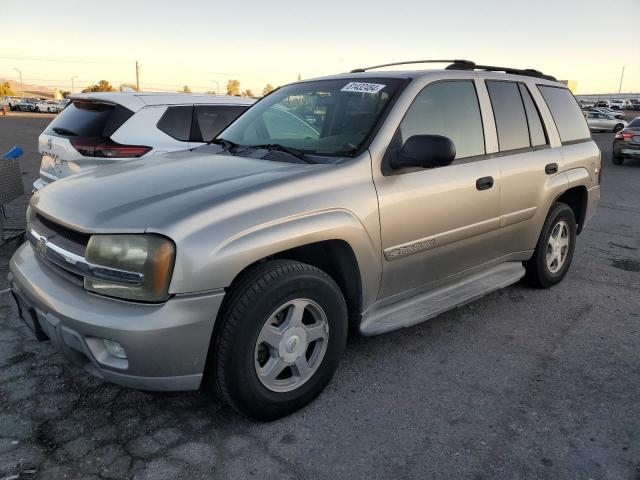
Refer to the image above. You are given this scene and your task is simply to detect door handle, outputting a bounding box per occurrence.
[545,163,558,174]
[476,176,494,191]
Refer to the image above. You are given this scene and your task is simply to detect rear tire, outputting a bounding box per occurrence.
[614,124,624,133]
[524,203,576,289]
[612,153,624,165]
[210,259,348,421]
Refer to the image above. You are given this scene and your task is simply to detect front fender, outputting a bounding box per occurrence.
[170,208,381,308]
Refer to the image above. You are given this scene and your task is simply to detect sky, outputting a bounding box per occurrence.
[2,0,639,95]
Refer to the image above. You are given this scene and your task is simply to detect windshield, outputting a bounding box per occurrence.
[220,78,405,157]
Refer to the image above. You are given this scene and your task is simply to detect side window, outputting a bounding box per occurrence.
[399,80,485,160]
[486,81,529,151]
[538,86,590,143]
[518,84,547,147]
[192,105,250,142]
[156,106,192,142]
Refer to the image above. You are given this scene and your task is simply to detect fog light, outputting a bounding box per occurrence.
[103,339,127,359]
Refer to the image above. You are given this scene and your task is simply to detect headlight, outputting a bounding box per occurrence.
[84,234,175,302]
[26,205,36,225]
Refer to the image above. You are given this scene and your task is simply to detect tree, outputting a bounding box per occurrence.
[181,85,191,93]
[262,84,274,96]
[242,89,254,98]
[82,80,115,93]
[59,90,71,98]
[226,79,240,96]
[0,82,15,96]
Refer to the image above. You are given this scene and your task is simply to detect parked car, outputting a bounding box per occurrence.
[35,100,64,113]
[596,100,610,108]
[586,107,626,119]
[612,117,640,165]
[585,111,627,132]
[16,98,39,112]
[32,93,255,191]
[608,99,628,110]
[579,100,595,109]
[10,61,600,420]
[1,96,21,110]
[628,100,640,111]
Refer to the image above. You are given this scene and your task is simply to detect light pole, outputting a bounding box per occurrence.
[211,79,220,95]
[618,65,625,94]
[12,68,23,96]
[71,76,78,93]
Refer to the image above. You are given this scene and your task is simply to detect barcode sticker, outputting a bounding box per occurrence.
[340,82,386,94]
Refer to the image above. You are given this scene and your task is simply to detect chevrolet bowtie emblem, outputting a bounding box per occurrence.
[35,236,48,256]
[47,138,53,150]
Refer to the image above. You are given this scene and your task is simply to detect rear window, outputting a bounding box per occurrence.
[486,81,530,151]
[44,101,133,139]
[628,117,640,128]
[191,105,250,142]
[538,86,590,143]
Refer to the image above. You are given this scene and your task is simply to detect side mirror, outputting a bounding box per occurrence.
[391,135,456,170]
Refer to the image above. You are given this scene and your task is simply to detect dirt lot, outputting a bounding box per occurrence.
[0,114,639,480]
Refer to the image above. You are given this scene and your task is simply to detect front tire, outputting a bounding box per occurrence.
[524,203,576,288]
[210,259,348,420]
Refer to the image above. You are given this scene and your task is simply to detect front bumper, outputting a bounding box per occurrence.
[9,242,225,391]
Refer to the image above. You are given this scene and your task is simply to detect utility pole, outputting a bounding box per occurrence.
[135,61,140,92]
[12,68,23,95]
[210,79,220,95]
[71,76,78,93]
[618,65,625,94]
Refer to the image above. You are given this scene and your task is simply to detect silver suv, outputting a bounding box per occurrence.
[9,60,601,420]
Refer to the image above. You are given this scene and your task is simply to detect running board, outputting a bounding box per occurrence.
[360,262,526,336]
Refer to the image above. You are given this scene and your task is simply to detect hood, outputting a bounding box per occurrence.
[31,149,317,232]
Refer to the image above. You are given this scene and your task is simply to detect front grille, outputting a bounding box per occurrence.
[33,214,88,256]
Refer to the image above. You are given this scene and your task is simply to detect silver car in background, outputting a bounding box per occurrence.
[33,92,255,191]
[585,111,628,132]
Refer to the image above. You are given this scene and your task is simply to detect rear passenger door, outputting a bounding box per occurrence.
[188,105,250,148]
[485,80,563,254]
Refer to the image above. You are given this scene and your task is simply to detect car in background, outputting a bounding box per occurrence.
[579,100,595,109]
[595,100,610,108]
[1,96,21,110]
[587,107,626,119]
[585,111,627,132]
[628,99,640,111]
[35,100,64,113]
[613,117,640,165]
[33,92,255,191]
[609,99,628,110]
[16,98,39,112]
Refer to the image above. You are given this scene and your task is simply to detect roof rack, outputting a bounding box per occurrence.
[350,59,557,81]
[350,60,474,73]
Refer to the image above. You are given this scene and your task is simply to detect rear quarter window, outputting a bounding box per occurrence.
[537,86,590,143]
[157,105,193,142]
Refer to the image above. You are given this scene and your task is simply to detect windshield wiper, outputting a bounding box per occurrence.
[52,127,78,136]
[245,143,314,164]
[206,137,238,150]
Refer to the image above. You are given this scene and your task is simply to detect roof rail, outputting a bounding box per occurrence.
[350,59,557,81]
[447,61,557,81]
[349,60,474,73]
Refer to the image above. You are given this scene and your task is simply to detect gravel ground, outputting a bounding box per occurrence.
[0,115,639,480]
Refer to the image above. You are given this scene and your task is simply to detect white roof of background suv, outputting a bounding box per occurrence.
[68,92,255,112]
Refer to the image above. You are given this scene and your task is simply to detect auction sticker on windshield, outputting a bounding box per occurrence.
[341,82,386,94]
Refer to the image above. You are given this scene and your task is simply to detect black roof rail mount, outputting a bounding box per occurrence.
[350,59,557,81]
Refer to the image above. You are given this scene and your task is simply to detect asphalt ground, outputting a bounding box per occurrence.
[0,113,638,480]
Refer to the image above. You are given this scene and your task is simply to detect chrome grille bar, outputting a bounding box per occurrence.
[28,229,144,287]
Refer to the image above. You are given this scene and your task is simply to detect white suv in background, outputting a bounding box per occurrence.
[33,93,255,191]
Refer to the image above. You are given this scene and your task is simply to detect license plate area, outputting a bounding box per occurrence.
[10,290,49,342]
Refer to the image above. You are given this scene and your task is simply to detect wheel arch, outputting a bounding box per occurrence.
[554,185,588,234]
